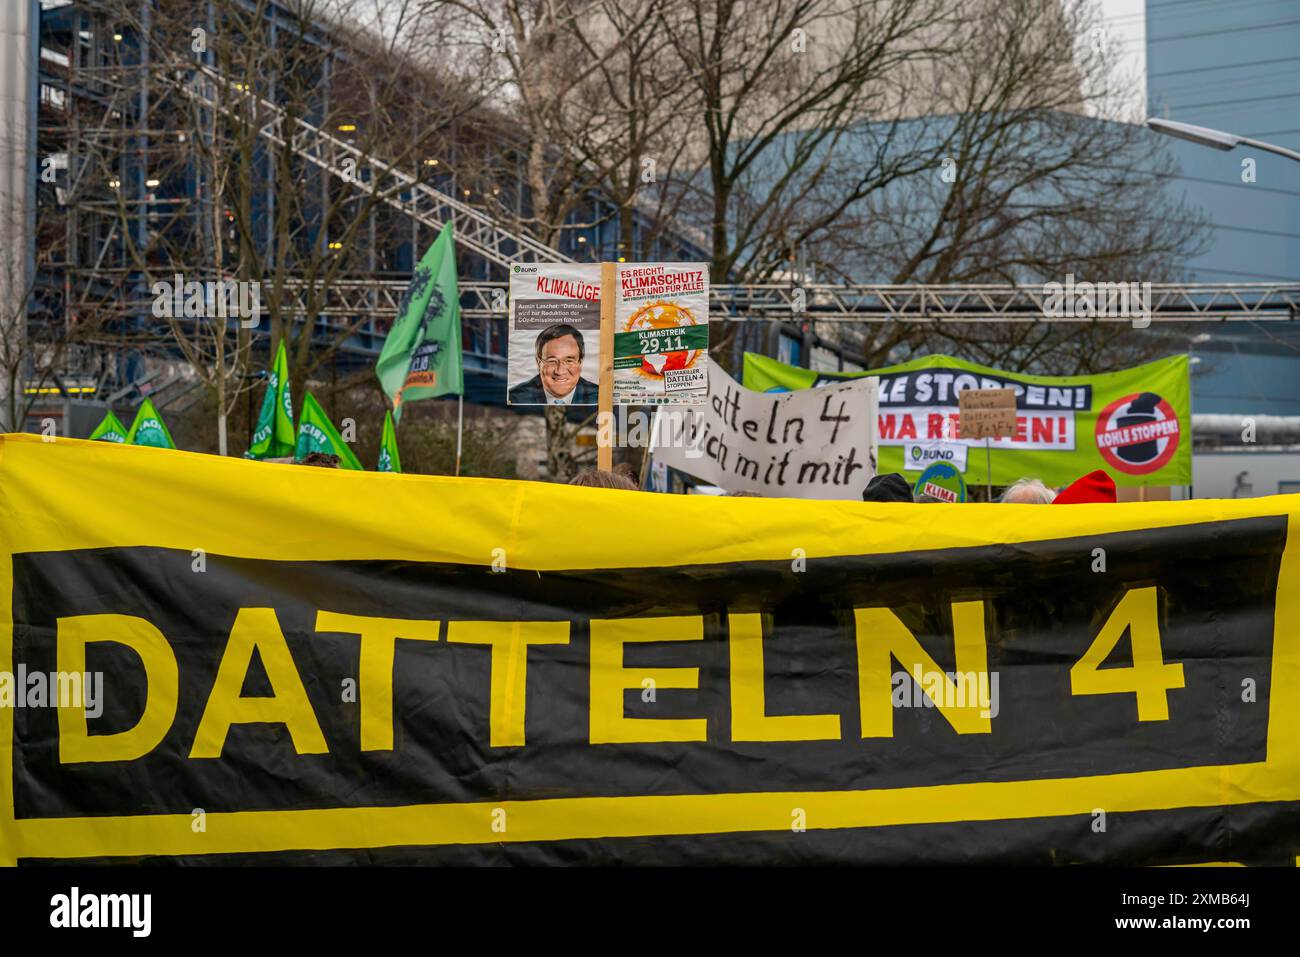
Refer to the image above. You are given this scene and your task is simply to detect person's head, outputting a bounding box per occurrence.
[729,490,764,498]
[301,452,340,468]
[535,324,585,399]
[1000,477,1056,504]
[1053,469,1117,504]
[862,473,913,503]
[568,468,636,490]
[914,491,946,503]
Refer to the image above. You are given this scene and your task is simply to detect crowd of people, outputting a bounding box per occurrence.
[562,465,1121,504]
[863,469,1118,504]
[300,447,1119,506]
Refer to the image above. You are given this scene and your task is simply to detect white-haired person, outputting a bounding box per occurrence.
[999,477,1057,504]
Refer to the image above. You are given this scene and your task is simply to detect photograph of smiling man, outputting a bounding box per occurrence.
[509,324,599,405]
[507,263,603,407]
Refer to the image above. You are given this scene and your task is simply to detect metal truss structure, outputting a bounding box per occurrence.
[191,278,1296,324]
[705,282,1300,323]
[72,275,1300,360]
[178,64,571,269]
[304,278,1300,331]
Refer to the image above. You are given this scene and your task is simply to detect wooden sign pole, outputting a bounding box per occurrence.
[958,387,1017,500]
[598,261,616,472]
[985,437,992,501]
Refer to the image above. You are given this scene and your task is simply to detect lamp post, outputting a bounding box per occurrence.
[1146,118,1300,164]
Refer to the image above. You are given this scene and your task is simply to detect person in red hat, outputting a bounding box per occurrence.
[1053,469,1117,504]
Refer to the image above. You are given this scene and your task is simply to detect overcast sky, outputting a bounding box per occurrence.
[1096,0,1147,117]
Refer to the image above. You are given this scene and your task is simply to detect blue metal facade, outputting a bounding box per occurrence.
[1146,0,1300,415]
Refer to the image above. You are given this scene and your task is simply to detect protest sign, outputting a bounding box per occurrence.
[652,365,877,499]
[903,441,967,472]
[958,387,1017,440]
[613,262,709,405]
[914,461,967,502]
[2,434,1298,865]
[507,263,602,406]
[743,352,1191,487]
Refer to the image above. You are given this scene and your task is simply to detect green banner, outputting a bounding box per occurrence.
[295,392,363,470]
[376,223,463,422]
[125,398,176,449]
[378,409,401,473]
[246,339,295,459]
[742,352,1191,487]
[87,410,128,443]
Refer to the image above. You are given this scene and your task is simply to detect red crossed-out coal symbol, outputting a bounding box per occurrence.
[1094,391,1181,475]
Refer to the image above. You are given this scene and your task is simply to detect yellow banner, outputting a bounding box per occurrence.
[1,434,1297,865]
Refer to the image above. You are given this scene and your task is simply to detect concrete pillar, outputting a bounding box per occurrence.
[0,0,38,431]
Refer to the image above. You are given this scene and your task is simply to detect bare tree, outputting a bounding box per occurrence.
[651,0,961,363]
[73,0,496,451]
[838,0,1208,374]
[0,202,63,434]
[440,0,670,248]
[0,197,35,433]
[0,138,110,435]
[627,0,1206,377]
[559,1,700,259]
[439,0,704,479]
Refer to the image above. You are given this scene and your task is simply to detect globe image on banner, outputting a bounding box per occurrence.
[1094,391,1182,475]
[914,461,967,502]
[625,300,702,379]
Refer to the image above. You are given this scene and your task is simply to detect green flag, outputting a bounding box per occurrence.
[377,409,401,473]
[246,339,295,459]
[375,222,463,422]
[126,398,176,449]
[87,409,128,443]
[294,392,363,470]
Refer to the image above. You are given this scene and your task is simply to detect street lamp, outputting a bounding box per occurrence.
[1146,118,1300,164]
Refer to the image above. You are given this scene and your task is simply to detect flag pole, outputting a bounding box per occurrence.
[597,262,616,472]
[985,437,992,501]
[455,393,464,476]
[640,406,661,490]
